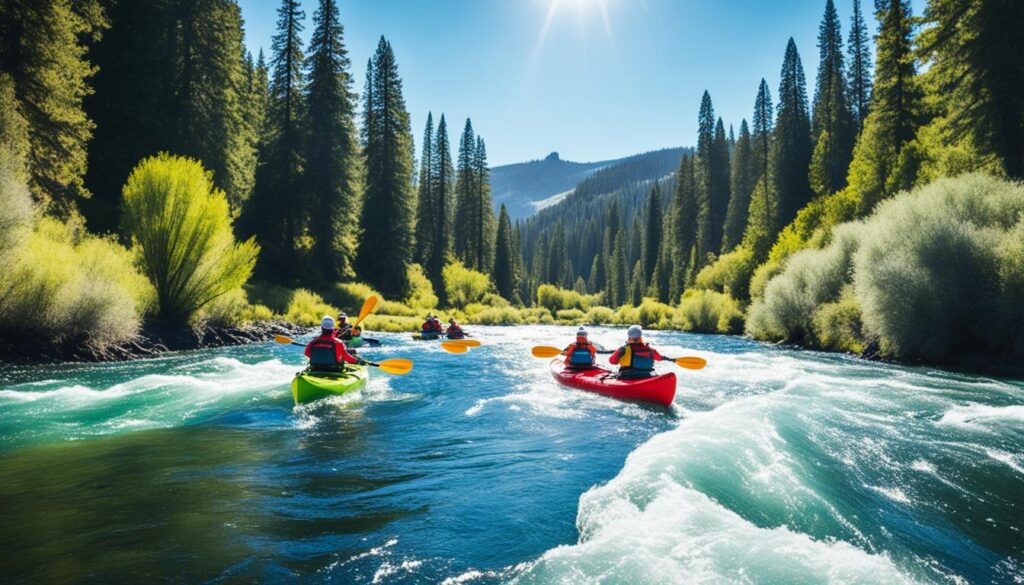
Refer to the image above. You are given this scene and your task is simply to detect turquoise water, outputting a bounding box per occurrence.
[0,326,1021,583]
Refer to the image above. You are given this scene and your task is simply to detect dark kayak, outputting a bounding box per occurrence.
[548,359,676,407]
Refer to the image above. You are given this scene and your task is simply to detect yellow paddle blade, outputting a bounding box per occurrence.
[673,356,707,370]
[377,358,413,375]
[448,339,481,348]
[441,341,469,354]
[531,345,564,358]
[354,295,379,327]
[275,334,295,344]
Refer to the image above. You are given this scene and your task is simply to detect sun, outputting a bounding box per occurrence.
[536,0,614,52]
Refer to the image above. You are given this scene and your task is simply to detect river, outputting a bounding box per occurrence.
[0,325,1021,584]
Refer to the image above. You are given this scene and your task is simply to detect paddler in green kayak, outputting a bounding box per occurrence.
[304,315,366,371]
[608,325,667,379]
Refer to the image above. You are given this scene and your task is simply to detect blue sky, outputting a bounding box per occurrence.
[238,0,926,166]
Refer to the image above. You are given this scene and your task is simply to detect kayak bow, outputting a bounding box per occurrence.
[548,359,676,407]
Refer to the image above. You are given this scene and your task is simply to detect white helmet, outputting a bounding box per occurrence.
[321,315,336,330]
[338,312,347,320]
[627,324,643,339]
[576,326,588,337]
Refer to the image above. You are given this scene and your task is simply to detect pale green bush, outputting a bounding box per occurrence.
[444,260,492,309]
[555,308,586,324]
[636,298,676,328]
[405,263,438,310]
[122,154,258,323]
[520,307,555,324]
[536,284,600,312]
[612,304,640,325]
[199,288,252,327]
[694,246,757,300]
[363,314,420,333]
[585,306,616,324]
[285,289,338,327]
[468,306,523,325]
[811,288,865,353]
[245,281,295,313]
[0,218,154,348]
[674,290,744,334]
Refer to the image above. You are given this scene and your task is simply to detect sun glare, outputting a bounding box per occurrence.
[535,0,614,56]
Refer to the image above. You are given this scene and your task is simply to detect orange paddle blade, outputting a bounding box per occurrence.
[275,334,295,344]
[376,358,413,375]
[447,339,481,348]
[354,295,379,326]
[441,341,470,354]
[672,356,707,370]
[531,346,563,358]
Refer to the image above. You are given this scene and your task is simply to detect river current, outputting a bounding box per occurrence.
[0,325,1021,584]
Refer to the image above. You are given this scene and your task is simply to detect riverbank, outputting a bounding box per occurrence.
[0,320,307,364]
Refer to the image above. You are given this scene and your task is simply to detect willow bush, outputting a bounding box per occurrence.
[122,154,259,324]
[747,174,1024,360]
[443,260,491,309]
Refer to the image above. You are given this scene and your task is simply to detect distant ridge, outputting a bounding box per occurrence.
[489,148,686,220]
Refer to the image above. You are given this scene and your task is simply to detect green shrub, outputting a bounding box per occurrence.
[362,314,420,333]
[284,289,338,327]
[811,288,865,353]
[694,246,756,301]
[555,308,586,324]
[122,154,258,323]
[329,282,379,310]
[674,289,744,334]
[636,298,675,329]
[536,284,599,312]
[199,288,251,327]
[0,218,154,348]
[520,307,554,324]
[749,259,784,300]
[404,263,438,310]
[443,260,492,309]
[746,224,860,342]
[585,306,615,325]
[467,306,523,325]
[612,304,639,325]
[853,174,1024,359]
[481,293,511,308]
[245,304,276,323]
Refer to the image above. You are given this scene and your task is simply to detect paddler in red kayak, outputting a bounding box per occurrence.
[562,326,597,369]
[446,318,466,339]
[609,325,666,379]
[305,316,364,372]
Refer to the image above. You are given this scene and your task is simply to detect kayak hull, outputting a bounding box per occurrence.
[548,359,676,407]
[344,336,364,349]
[291,366,369,404]
[412,333,442,340]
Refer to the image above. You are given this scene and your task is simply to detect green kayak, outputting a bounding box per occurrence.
[345,336,364,349]
[291,365,369,404]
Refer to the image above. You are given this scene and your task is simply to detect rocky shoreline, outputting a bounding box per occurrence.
[0,320,309,364]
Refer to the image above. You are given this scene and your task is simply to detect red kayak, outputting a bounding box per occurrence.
[548,359,676,407]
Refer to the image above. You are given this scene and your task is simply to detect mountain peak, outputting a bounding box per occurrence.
[544,151,560,162]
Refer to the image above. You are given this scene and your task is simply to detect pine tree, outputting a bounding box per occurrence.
[174,0,251,211]
[474,136,496,272]
[641,185,663,283]
[546,221,567,285]
[751,79,774,204]
[919,0,1024,179]
[742,179,779,262]
[493,204,520,303]
[453,118,477,267]
[304,0,361,283]
[603,199,622,288]
[693,92,717,264]
[356,37,415,297]
[809,0,855,197]
[629,260,645,306]
[588,253,605,296]
[847,0,923,212]
[671,154,698,300]
[427,114,454,301]
[847,0,873,133]
[773,38,813,228]
[415,113,435,265]
[723,119,754,250]
[0,0,107,214]
[608,231,627,307]
[711,117,731,251]
[245,0,306,277]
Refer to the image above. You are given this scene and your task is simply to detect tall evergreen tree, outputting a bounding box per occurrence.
[304,0,361,282]
[723,119,754,250]
[919,0,1024,179]
[453,118,477,266]
[608,231,627,307]
[773,38,813,227]
[426,114,454,301]
[847,0,923,211]
[474,136,496,273]
[751,79,774,203]
[245,0,306,276]
[641,184,662,284]
[414,112,435,265]
[493,204,520,303]
[810,0,855,197]
[693,92,716,264]
[0,0,106,214]
[356,37,415,297]
[711,117,731,251]
[671,154,698,300]
[847,0,873,132]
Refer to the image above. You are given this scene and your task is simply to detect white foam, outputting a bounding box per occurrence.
[939,403,1024,428]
